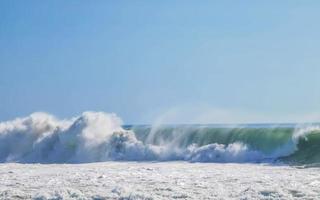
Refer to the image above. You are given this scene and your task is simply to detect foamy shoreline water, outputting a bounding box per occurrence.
[0,162,319,199]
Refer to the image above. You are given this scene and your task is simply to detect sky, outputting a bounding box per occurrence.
[1,1,320,124]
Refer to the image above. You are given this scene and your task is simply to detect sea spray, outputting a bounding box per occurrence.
[0,112,319,164]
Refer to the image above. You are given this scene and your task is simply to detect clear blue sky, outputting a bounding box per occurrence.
[1,1,320,124]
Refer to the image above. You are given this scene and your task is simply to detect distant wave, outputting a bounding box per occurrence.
[0,112,319,164]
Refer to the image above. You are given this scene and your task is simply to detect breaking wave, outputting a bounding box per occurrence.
[0,112,319,164]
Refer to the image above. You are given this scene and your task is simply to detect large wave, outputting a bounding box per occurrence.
[0,112,319,164]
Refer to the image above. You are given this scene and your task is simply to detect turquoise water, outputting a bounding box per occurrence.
[126,124,320,164]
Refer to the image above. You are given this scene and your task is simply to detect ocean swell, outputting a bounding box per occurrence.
[0,112,319,164]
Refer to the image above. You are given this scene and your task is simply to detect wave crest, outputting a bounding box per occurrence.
[0,112,319,164]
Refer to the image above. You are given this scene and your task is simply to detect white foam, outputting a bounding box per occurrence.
[0,112,131,163]
[186,143,263,163]
[1,162,319,199]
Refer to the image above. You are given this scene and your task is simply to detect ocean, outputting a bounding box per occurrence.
[1,162,320,199]
[0,112,320,199]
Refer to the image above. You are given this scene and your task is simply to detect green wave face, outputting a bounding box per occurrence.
[281,130,320,164]
[133,126,293,153]
[130,125,320,165]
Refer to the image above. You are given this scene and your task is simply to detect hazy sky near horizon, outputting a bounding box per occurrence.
[1,1,320,124]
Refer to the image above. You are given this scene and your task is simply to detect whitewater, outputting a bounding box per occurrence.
[1,111,320,199]
[1,162,320,199]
